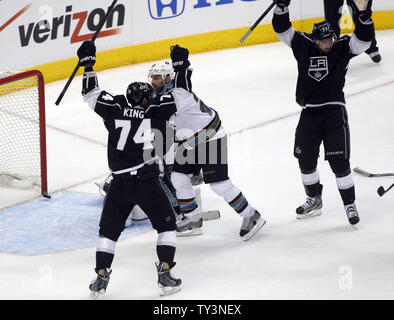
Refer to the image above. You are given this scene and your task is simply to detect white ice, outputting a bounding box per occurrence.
[0,30,393,300]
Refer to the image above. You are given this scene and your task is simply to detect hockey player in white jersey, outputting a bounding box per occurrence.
[144,45,266,240]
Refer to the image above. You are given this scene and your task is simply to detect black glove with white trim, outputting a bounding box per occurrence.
[277,0,290,10]
[77,40,96,67]
[170,45,190,70]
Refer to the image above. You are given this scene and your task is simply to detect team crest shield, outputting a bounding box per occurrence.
[308,56,329,82]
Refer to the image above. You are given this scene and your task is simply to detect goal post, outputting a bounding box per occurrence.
[0,70,48,197]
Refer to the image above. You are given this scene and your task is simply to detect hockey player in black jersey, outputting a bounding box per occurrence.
[144,45,266,240]
[272,0,374,225]
[323,0,381,63]
[77,41,181,297]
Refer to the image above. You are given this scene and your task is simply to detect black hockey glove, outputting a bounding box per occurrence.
[77,40,96,67]
[276,0,290,10]
[170,45,190,70]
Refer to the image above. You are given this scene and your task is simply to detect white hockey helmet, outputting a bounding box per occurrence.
[148,61,175,83]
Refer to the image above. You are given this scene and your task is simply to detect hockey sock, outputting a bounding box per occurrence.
[299,160,322,197]
[157,246,176,266]
[210,179,253,216]
[157,231,176,264]
[301,170,323,197]
[329,160,355,205]
[228,192,250,216]
[96,252,114,270]
[96,236,116,270]
[178,197,198,214]
[171,172,195,198]
[335,170,355,205]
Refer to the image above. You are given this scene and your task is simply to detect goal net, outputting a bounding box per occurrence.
[0,70,48,196]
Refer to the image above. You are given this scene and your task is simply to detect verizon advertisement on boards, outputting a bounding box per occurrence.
[0,0,393,70]
[0,0,131,70]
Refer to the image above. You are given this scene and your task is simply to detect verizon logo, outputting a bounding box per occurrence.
[18,4,125,47]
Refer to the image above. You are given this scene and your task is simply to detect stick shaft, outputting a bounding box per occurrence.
[55,64,80,105]
[384,183,394,194]
[55,0,118,106]
[91,0,118,42]
[240,0,278,43]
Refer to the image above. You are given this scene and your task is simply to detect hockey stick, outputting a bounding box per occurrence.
[377,183,394,197]
[353,167,394,178]
[55,0,118,106]
[195,187,221,221]
[240,0,279,43]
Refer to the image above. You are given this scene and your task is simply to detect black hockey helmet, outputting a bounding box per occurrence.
[126,82,153,106]
[312,21,336,41]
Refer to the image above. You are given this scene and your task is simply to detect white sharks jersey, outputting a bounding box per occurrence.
[170,88,226,147]
[145,68,225,150]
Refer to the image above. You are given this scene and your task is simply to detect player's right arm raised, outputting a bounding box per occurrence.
[348,0,374,55]
[272,0,295,47]
[170,45,192,92]
[78,41,126,119]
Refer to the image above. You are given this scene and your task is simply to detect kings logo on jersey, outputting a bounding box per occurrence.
[308,56,329,82]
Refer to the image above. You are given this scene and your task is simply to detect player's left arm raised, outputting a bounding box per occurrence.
[348,0,373,55]
[78,41,125,118]
[272,0,295,47]
[78,40,101,107]
[170,45,192,92]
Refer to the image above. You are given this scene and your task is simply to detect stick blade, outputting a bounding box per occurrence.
[377,186,385,197]
[201,210,220,221]
[353,167,373,177]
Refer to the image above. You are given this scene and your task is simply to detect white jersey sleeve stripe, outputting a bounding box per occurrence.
[349,33,371,55]
[83,87,102,110]
[276,27,296,48]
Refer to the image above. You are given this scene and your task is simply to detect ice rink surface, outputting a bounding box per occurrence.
[0,29,393,300]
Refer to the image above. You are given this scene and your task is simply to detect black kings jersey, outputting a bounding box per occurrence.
[83,78,156,174]
[291,33,354,107]
[272,5,373,108]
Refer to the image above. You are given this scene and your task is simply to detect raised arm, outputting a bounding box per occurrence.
[170,45,193,92]
[272,0,296,47]
[348,0,373,55]
[144,93,177,121]
[77,41,124,118]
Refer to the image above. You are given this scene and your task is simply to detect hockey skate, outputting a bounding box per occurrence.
[239,210,266,241]
[345,203,360,225]
[367,50,381,63]
[296,195,322,219]
[176,212,203,237]
[89,268,111,298]
[156,262,182,296]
